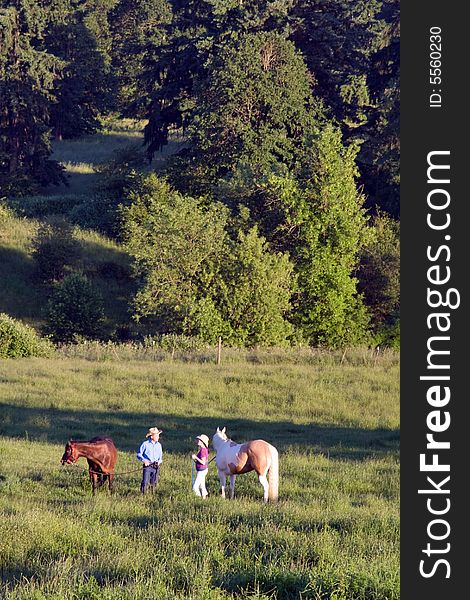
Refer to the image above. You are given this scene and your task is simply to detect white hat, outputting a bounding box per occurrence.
[196,434,209,447]
[146,427,163,438]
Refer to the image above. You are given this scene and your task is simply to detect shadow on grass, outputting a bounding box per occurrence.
[0,246,49,324]
[0,403,399,460]
[0,239,134,334]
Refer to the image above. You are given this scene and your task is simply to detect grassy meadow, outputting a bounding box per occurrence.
[0,350,399,599]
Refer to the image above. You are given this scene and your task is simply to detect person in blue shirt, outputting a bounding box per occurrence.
[137,427,163,494]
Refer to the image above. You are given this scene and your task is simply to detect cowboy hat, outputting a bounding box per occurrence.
[146,427,163,437]
[195,434,209,447]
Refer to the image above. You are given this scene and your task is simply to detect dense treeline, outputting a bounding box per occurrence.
[0,0,399,350]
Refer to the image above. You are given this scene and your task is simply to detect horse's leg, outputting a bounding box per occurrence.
[218,471,227,498]
[108,473,114,493]
[258,473,269,502]
[90,470,97,495]
[229,474,236,499]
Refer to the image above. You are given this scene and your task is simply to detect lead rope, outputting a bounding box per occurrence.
[67,462,143,477]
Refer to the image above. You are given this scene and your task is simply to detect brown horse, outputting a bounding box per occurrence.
[61,437,117,495]
[212,427,279,502]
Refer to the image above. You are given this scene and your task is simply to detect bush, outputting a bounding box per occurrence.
[358,213,400,328]
[31,217,80,282]
[44,273,105,343]
[373,316,400,349]
[0,313,54,358]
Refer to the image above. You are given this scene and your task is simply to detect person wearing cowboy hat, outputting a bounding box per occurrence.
[191,434,210,498]
[137,427,163,494]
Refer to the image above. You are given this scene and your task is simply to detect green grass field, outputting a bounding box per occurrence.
[0,350,399,599]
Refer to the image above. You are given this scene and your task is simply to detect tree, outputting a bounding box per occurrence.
[109,0,172,116]
[46,0,119,139]
[0,1,65,194]
[121,174,295,345]
[166,31,321,195]
[31,217,79,282]
[357,211,399,330]
[358,0,400,216]
[143,0,295,156]
[120,174,229,332]
[264,126,371,347]
[290,0,399,215]
[218,226,294,346]
[290,0,382,130]
[44,273,105,342]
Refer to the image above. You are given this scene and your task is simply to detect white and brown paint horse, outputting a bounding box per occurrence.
[61,437,117,495]
[212,427,279,502]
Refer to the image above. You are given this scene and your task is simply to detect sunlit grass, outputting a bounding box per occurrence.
[0,353,399,598]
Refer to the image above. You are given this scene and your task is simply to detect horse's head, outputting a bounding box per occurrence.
[213,427,228,448]
[61,440,77,465]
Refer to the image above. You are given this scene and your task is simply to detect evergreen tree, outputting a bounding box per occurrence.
[357,211,399,330]
[290,0,399,215]
[46,0,118,139]
[0,1,65,194]
[165,31,321,194]
[143,0,294,155]
[290,0,382,129]
[358,0,399,216]
[110,0,172,117]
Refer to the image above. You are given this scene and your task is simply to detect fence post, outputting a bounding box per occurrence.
[217,337,222,365]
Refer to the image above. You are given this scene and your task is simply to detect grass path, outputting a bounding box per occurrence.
[45,120,185,196]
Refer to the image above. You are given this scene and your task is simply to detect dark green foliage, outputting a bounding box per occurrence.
[290,0,399,215]
[44,272,105,342]
[45,0,120,139]
[357,212,399,332]
[358,0,400,216]
[31,217,79,282]
[290,0,382,129]
[0,312,53,358]
[143,0,294,156]
[166,31,322,196]
[110,0,172,116]
[0,2,65,194]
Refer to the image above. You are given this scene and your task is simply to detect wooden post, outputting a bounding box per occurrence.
[217,337,222,365]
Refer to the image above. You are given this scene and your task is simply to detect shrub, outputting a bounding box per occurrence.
[44,273,105,343]
[0,313,53,358]
[373,315,400,349]
[31,217,80,282]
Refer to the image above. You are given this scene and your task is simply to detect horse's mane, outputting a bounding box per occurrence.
[70,437,114,444]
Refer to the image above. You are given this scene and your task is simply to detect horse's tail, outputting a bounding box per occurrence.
[268,445,279,502]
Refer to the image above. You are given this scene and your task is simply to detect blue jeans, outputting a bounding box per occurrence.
[141,464,160,494]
